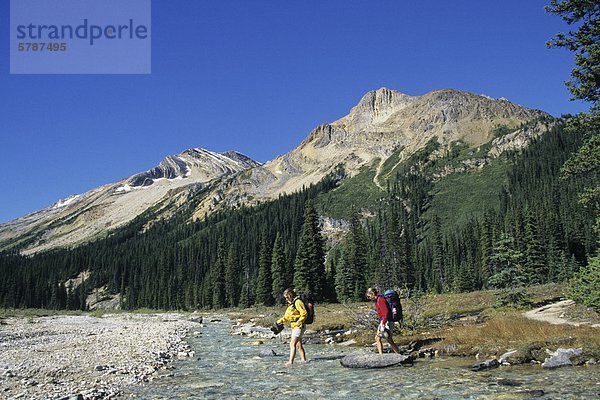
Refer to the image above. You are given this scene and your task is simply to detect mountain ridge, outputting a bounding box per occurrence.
[0,88,552,254]
[0,148,259,254]
[190,87,550,218]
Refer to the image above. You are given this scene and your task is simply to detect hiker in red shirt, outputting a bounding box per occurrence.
[366,287,400,354]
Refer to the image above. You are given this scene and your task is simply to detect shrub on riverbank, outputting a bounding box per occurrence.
[430,315,600,359]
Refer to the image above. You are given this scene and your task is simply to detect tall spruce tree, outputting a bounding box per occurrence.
[488,233,526,289]
[524,208,547,284]
[270,233,287,304]
[293,201,326,299]
[346,208,368,300]
[238,254,253,308]
[225,243,240,307]
[383,206,403,290]
[546,0,599,103]
[211,239,227,309]
[334,247,354,302]
[547,0,599,304]
[431,215,446,293]
[255,233,274,305]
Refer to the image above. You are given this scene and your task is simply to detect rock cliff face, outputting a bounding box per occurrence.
[0,149,259,254]
[0,88,552,254]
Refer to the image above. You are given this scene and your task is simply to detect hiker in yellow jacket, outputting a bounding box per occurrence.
[276,288,307,366]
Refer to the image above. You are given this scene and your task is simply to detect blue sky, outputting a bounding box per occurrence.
[0,0,590,224]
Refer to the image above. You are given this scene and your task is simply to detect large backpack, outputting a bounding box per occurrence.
[292,294,315,324]
[383,289,403,323]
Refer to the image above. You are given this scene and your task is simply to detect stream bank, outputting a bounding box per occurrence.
[128,317,600,399]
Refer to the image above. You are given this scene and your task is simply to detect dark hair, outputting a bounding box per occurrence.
[283,288,296,298]
[366,287,378,296]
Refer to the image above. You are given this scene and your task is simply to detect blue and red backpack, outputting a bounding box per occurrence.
[383,289,403,322]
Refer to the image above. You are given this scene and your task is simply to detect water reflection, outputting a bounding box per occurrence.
[127,319,599,399]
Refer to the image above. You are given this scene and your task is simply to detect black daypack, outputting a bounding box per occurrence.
[383,289,403,322]
[292,294,315,324]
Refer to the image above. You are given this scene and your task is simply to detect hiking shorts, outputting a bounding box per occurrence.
[377,321,393,337]
[291,326,306,339]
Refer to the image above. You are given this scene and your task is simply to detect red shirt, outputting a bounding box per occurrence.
[375,295,392,324]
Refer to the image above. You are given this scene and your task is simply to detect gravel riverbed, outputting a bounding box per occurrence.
[0,313,202,400]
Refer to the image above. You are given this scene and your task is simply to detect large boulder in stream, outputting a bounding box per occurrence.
[541,348,583,369]
[340,353,413,368]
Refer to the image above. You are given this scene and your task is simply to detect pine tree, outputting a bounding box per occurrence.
[270,233,287,304]
[334,246,354,302]
[431,215,446,293]
[293,201,326,299]
[455,260,475,292]
[488,233,526,289]
[225,243,240,307]
[569,255,600,311]
[324,245,338,302]
[339,207,368,300]
[546,0,600,103]
[211,240,226,309]
[524,208,547,284]
[479,211,494,287]
[374,208,390,289]
[239,251,253,308]
[255,234,274,305]
[383,206,402,290]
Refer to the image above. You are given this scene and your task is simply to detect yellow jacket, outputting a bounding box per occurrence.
[277,297,307,329]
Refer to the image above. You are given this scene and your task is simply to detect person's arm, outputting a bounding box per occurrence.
[294,299,307,327]
[376,297,388,324]
[277,305,291,324]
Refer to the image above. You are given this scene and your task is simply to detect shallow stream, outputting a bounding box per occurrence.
[127,319,599,399]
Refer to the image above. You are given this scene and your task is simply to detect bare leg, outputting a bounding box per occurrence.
[375,334,383,354]
[387,336,400,354]
[296,340,306,361]
[287,336,299,365]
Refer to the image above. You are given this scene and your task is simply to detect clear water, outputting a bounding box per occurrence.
[127,319,600,399]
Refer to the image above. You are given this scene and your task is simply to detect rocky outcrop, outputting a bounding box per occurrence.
[128,156,190,187]
[128,149,260,188]
[541,348,583,369]
[86,286,121,310]
[488,119,556,158]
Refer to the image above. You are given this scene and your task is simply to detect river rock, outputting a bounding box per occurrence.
[541,348,583,369]
[58,395,84,400]
[230,323,276,339]
[499,350,518,365]
[518,390,545,397]
[471,358,500,371]
[399,338,443,354]
[340,353,413,368]
[259,349,278,357]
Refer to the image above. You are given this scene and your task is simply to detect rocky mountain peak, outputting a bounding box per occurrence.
[127,148,260,188]
[301,88,548,154]
[345,87,415,128]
